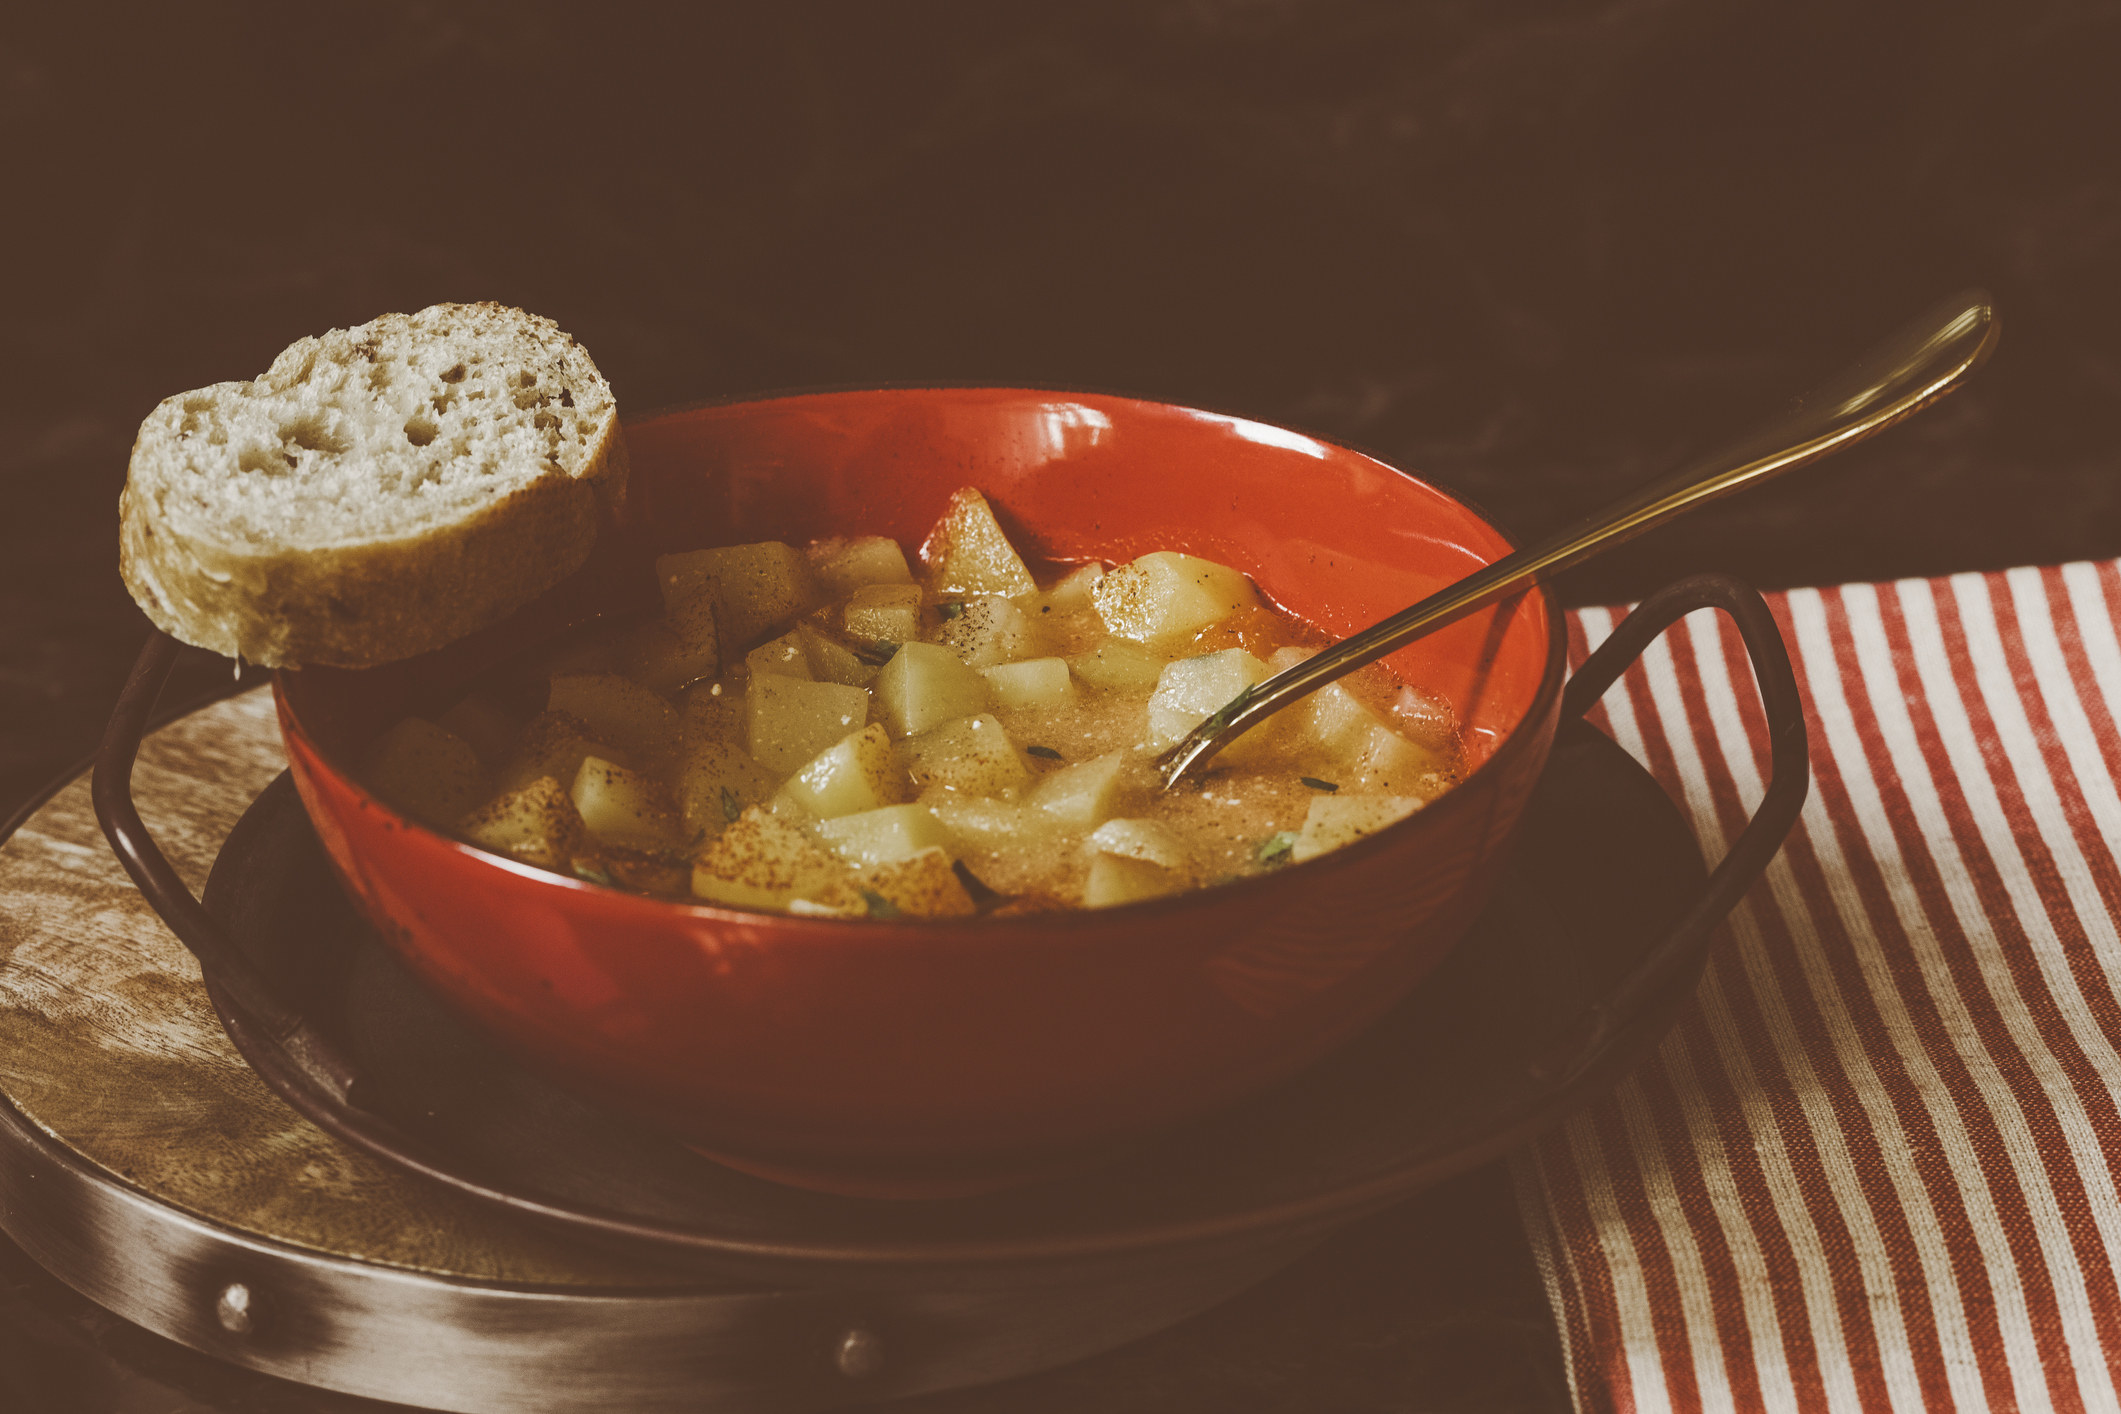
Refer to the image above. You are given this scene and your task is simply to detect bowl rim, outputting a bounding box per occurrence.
[275,382,1570,931]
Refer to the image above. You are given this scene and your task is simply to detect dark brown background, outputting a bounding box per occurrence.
[3,1,2116,1408]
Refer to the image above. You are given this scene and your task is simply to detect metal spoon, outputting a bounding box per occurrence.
[1155,290,2000,789]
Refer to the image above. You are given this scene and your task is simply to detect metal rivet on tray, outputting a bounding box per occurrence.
[834,1324,884,1378]
[215,1281,255,1335]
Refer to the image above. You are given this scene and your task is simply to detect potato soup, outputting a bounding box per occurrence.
[360,488,1463,918]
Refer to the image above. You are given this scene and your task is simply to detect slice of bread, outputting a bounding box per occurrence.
[119,302,628,669]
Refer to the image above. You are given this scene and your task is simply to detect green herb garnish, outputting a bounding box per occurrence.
[572,862,613,886]
[1026,744,1063,761]
[720,787,742,822]
[1300,776,1339,793]
[860,890,902,919]
[1256,831,1298,865]
[952,860,1002,907]
[936,601,965,620]
[850,638,899,666]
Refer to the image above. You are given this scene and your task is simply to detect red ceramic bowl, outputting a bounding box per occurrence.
[275,388,1564,1196]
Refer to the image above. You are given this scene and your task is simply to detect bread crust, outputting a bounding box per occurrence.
[117,303,628,669]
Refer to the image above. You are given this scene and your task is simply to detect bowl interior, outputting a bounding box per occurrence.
[277,381,1561,852]
[282,388,1555,775]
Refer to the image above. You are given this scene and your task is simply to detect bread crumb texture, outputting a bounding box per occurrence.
[120,302,627,668]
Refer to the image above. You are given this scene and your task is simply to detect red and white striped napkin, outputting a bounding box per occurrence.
[1515,560,2121,1413]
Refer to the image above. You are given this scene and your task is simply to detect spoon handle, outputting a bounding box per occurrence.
[1157,290,2001,789]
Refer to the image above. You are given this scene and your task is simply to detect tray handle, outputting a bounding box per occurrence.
[1532,572,1809,1083]
[92,632,361,1103]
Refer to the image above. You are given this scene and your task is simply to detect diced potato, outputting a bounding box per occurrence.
[675,739,782,838]
[1348,726,1453,795]
[570,757,686,851]
[807,535,915,596]
[598,851,692,898]
[853,849,978,918]
[1290,794,1424,863]
[902,714,1027,796]
[746,675,873,774]
[616,618,720,696]
[495,710,628,794]
[1266,645,1313,673]
[547,673,682,765]
[865,853,977,917]
[872,641,992,737]
[762,790,826,831]
[1043,562,1104,613]
[657,542,820,650]
[1387,684,1461,756]
[434,696,520,766]
[1028,750,1137,831]
[843,583,922,646]
[361,718,487,827]
[980,657,1075,712]
[715,544,821,646]
[1092,551,1260,648]
[815,803,954,866]
[1144,648,1284,764]
[1297,678,1380,755]
[798,623,880,687]
[692,807,849,910]
[788,895,868,919]
[1068,638,1169,692]
[1085,817,1190,872]
[679,680,746,747]
[458,776,586,870]
[925,791,1041,852]
[782,724,909,818]
[932,594,1038,667]
[652,554,722,647]
[1296,681,1452,791]
[1082,854,1184,908]
[921,487,1036,596]
[808,847,977,919]
[745,630,813,681]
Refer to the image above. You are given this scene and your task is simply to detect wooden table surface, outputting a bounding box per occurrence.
[3,4,2115,1409]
